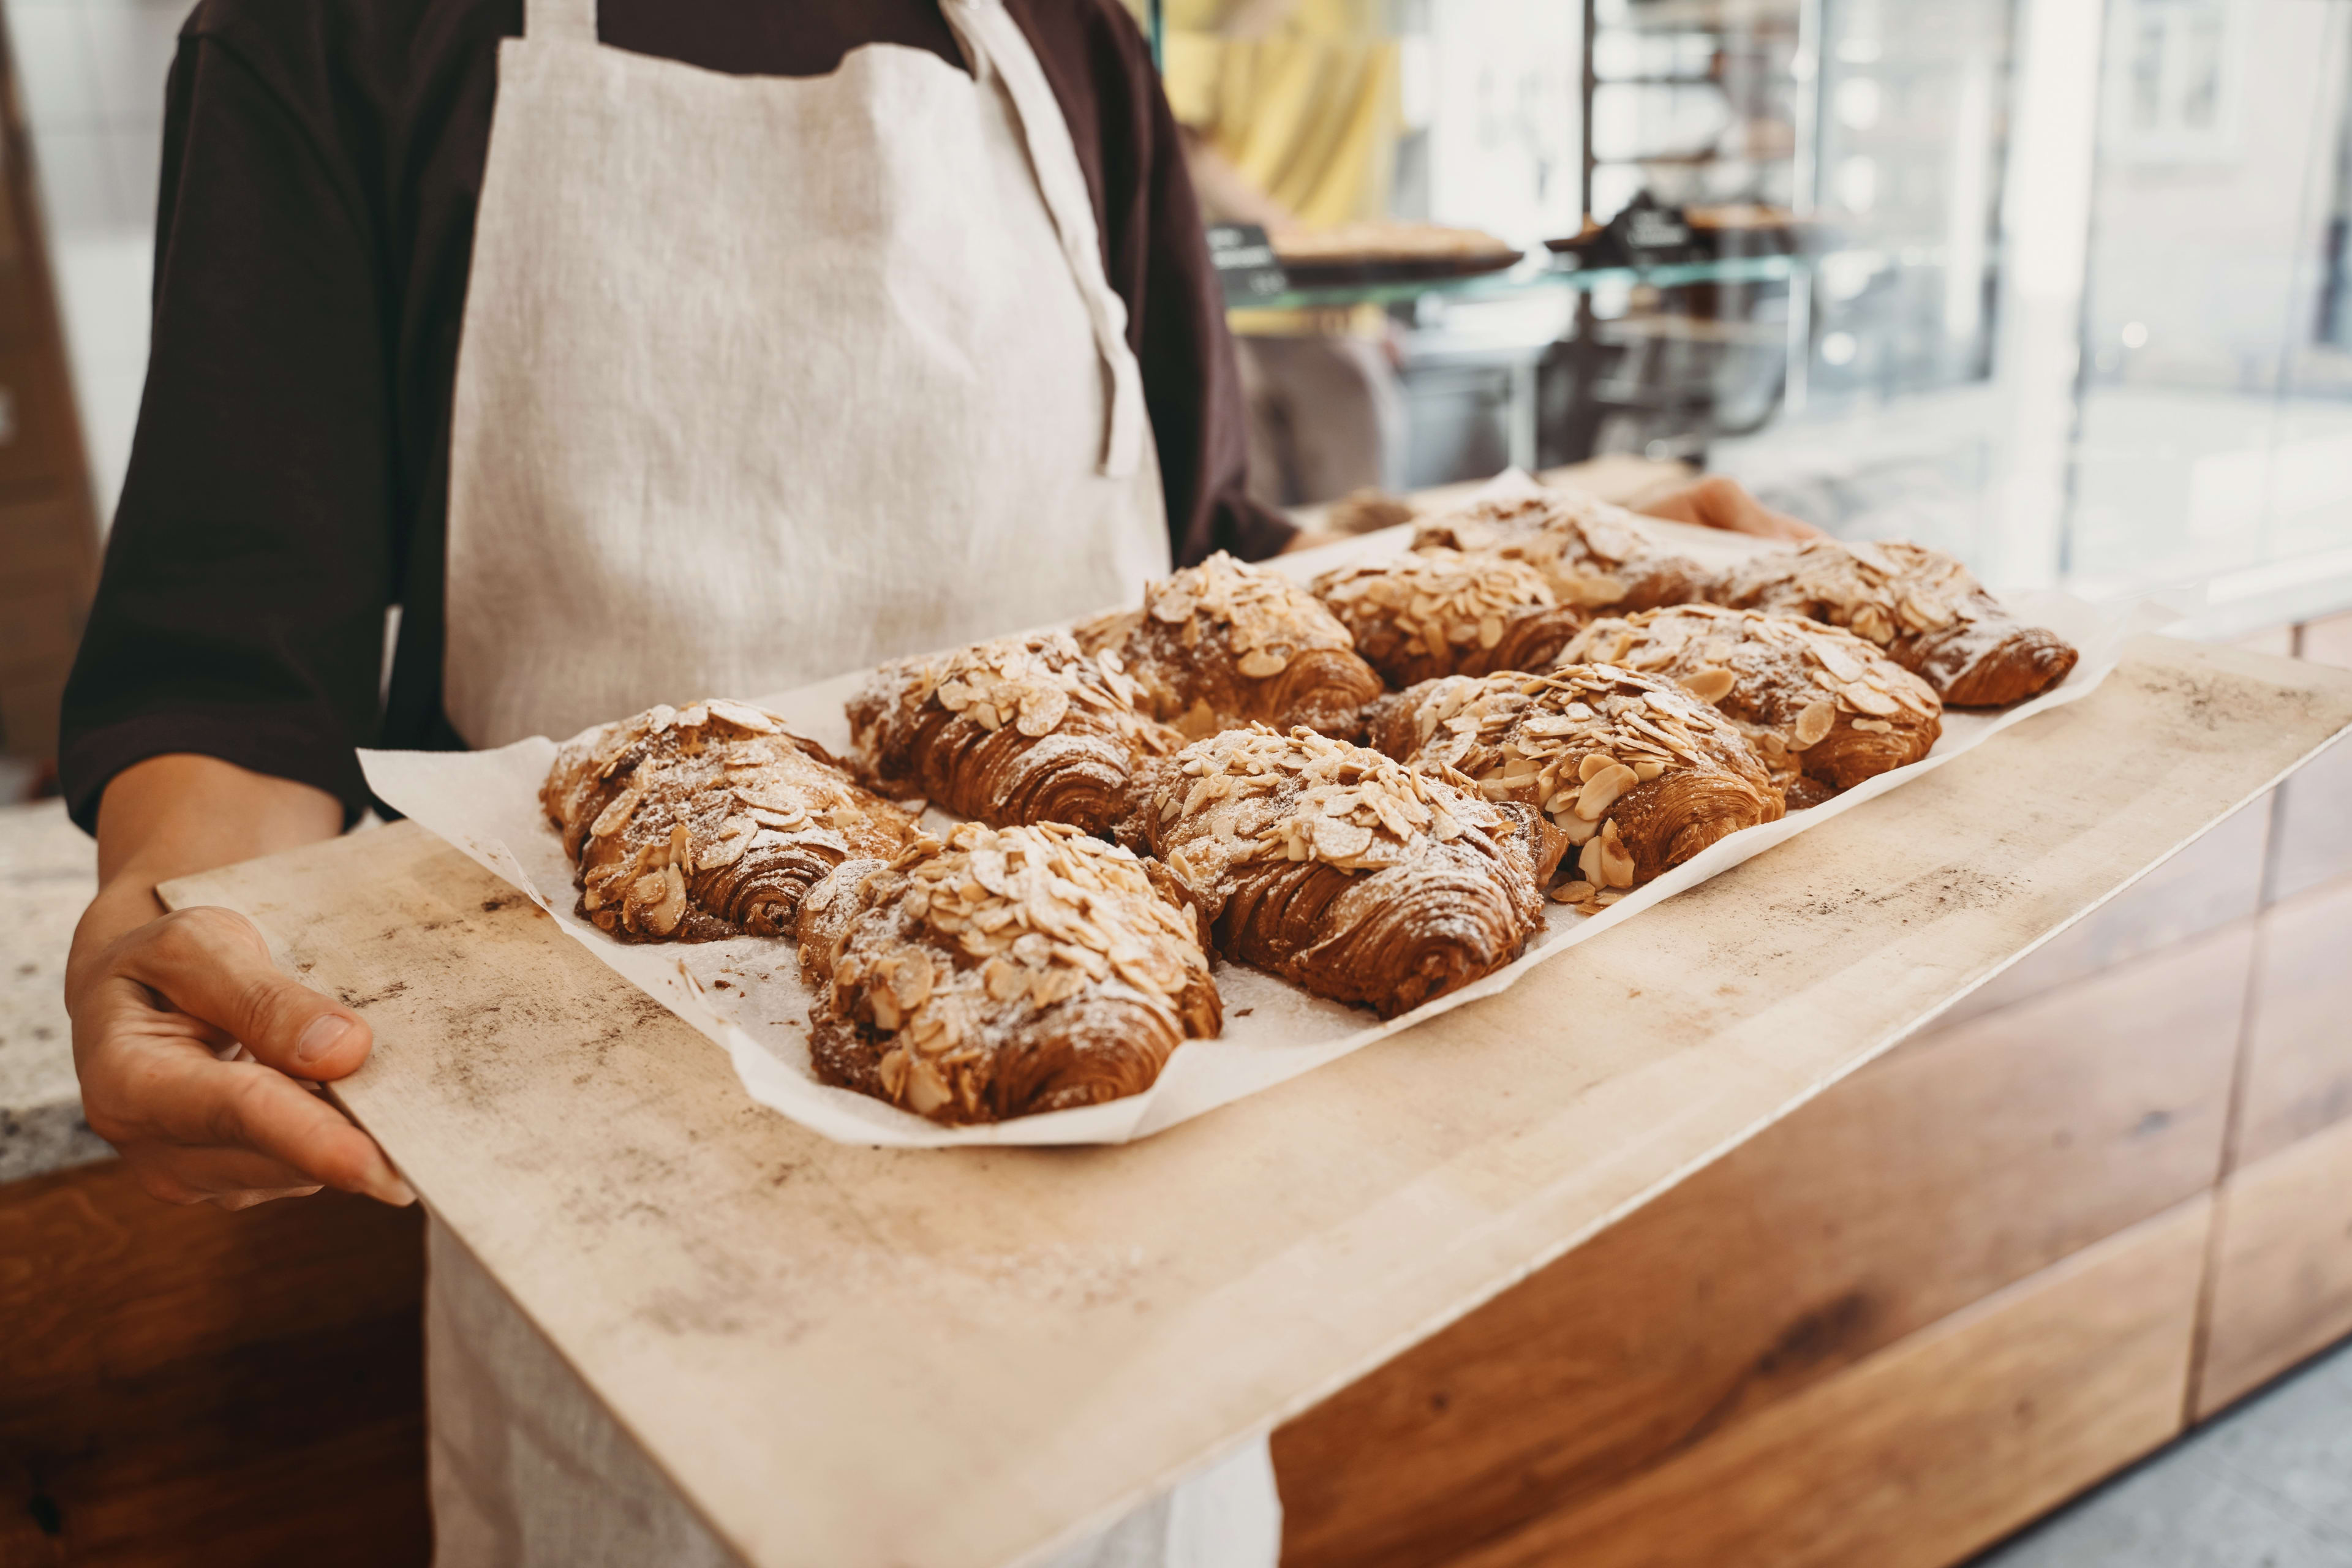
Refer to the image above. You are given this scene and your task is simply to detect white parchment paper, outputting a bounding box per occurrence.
[361,507,2143,1148]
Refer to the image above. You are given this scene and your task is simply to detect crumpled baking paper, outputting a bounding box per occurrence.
[361,499,2144,1148]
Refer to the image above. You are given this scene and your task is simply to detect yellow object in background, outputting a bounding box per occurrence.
[1159,0,1401,231]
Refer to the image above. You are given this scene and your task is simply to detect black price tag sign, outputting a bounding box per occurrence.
[1206,224,1289,304]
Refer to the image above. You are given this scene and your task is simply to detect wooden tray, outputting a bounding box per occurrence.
[162,637,2352,1568]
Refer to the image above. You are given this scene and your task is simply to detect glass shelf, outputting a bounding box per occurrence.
[1232,252,1801,314]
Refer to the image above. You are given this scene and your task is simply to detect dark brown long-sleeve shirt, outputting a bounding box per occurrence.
[60,0,1290,831]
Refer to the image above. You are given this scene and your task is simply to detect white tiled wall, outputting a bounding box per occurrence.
[5,0,183,527]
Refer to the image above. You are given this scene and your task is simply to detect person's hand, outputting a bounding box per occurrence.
[67,753,404,1211]
[69,901,412,1211]
[1633,475,1824,543]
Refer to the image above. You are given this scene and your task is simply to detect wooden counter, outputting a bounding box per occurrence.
[159,635,2352,1568]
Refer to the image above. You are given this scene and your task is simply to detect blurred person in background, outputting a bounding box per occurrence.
[1164,0,1409,507]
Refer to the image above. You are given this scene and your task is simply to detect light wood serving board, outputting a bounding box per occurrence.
[163,636,2352,1568]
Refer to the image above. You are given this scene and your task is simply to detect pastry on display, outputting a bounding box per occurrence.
[1564,604,1942,808]
[1073,551,1382,740]
[1272,220,1518,264]
[796,823,1221,1125]
[1131,725,1552,1019]
[1708,539,2078,706]
[847,630,1181,835]
[1412,490,1712,614]
[1365,666,1781,906]
[543,698,922,943]
[1310,548,1588,687]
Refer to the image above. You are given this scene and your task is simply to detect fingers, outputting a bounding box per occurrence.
[118,1046,415,1207]
[123,1143,326,1208]
[117,907,376,1080]
[1639,475,1826,543]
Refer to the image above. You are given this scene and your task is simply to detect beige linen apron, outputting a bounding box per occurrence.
[428,1,1275,1564]
[442,0,1170,748]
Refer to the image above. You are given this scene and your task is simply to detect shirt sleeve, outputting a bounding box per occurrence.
[59,26,395,831]
[1020,0,1297,567]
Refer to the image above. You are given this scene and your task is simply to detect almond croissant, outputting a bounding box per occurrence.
[1074,551,1382,740]
[1365,666,1781,911]
[1708,539,2076,707]
[847,630,1181,836]
[796,823,1221,1124]
[542,698,922,942]
[1564,604,1942,809]
[1412,489,1713,614]
[1133,725,1551,1019]
[1312,548,1587,687]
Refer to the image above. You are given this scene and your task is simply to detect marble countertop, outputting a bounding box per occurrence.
[1,800,107,1183]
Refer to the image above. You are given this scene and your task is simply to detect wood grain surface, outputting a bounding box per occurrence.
[1272,921,2252,1567]
[0,1160,427,1567]
[2231,876,2352,1170]
[157,637,2352,1568]
[1433,1197,2213,1568]
[2197,1114,2352,1417]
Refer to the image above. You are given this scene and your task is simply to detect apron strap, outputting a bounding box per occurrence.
[524,0,597,44]
[940,0,1149,480]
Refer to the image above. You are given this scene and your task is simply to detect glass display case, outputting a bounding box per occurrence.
[1163,0,2352,631]
[2059,0,2352,612]
[1801,0,2013,412]
[1163,0,2016,494]
[1583,0,1803,224]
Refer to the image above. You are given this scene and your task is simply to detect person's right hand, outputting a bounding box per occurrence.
[69,902,413,1211]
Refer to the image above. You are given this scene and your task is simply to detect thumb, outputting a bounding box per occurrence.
[121,907,378,1080]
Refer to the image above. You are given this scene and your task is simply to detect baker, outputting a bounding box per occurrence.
[58,1,1814,1561]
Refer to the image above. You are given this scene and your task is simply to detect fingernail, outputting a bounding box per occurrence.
[372,1172,418,1207]
[296,1014,354,1064]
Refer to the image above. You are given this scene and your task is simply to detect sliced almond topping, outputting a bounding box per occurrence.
[982,957,1023,1001]
[902,1055,952,1116]
[589,783,641,840]
[1681,666,1736,704]
[704,698,782,733]
[1844,682,1900,717]
[1314,818,1374,860]
[1599,820,1636,889]
[1793,700,1837,748]
[1576,763,1640,820]
[1809,638,1865,682]
[1015,685,1071,737]
[698,818,755,870]
[888,950,933,1010]
[1846,539,1898,576]
[1904,590,1954,630]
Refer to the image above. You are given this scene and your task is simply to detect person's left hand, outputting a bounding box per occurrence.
[1632,475,1823,542]
[1278,473,1819,557]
